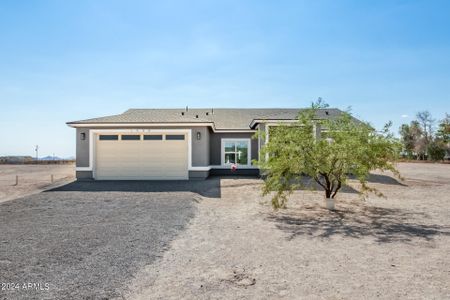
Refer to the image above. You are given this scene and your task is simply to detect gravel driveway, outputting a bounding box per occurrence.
[0,180,218,299]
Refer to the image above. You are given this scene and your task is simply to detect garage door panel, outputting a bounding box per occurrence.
[95,133,189,180]
[97,165,142,171]
[140,152,186,158]
[165,160,188,166]
[97,158,138,164]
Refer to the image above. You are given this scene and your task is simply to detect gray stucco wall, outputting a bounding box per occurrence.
[209,132,258,166]
[188,170,209,180]
[76,171,93,180]
[257,123,266,160]
[76,128,90,167]
[191,127,210,167]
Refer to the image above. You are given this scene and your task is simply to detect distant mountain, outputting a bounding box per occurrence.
[40,156,75,161]
[40,156,62,161]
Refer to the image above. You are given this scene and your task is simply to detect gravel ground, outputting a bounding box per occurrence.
[128,163,450,300]
[0,180,210,299]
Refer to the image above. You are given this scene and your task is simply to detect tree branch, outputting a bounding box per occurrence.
[331,180,342,198]
[314,176,327,190]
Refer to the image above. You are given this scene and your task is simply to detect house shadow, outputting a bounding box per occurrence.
[267,205,450,243]
[46,177,222,198]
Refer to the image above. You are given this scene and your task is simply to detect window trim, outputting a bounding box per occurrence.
[220,138,251,166]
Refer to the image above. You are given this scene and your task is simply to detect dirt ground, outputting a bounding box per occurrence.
[0,164,75,203]
[127,163,450,300]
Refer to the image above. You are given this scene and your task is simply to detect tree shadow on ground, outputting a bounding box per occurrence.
[288,172,408,195]
[267,205,450,243]
[365,173,407,186]
[291,177,359,194]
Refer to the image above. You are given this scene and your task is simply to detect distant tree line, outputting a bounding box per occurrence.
[399,111,450,161]
[0,156,75,165]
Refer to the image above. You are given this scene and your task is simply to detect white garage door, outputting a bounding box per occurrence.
[95,132,188,180]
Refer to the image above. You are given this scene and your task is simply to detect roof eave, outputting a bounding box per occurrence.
[249,119,300,129]
[66,122,257,133]
[67,121,214,127]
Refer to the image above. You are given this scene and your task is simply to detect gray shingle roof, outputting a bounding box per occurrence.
[67,108,347,130]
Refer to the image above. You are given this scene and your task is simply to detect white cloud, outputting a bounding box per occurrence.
[401,114,409,118]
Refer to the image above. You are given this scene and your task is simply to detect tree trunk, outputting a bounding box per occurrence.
[315,174,335,210]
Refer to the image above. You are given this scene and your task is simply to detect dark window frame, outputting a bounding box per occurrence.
[165,134,185,140]
[99,135,119,141]
[121,135,141,141]
[143,135,163,140]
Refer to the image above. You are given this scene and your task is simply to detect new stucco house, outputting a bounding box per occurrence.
[67,108,345,180]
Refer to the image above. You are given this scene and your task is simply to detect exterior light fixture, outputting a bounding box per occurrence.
[197,132,201,140]
[80,132,86,140]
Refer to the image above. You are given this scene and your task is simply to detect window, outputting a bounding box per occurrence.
[99,135,118,140]
[144,135,163,140]
[222,139,250,165]
[121,135,140,140]
[166,135,185,140]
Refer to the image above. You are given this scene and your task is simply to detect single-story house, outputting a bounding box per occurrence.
[67,108,346,180]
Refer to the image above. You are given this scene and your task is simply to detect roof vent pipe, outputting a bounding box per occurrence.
[195,115,199,118]
[211,108,214,115]
[181,112,185,116]
[185,106,188,112]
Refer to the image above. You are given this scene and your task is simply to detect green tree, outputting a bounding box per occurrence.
[416,111,435,142]
[415,111,435,159]
[434,113,450,160]
[258,102,401,209]
[399,123,419,158]
[427,140,446,161]
[436,113,450,143]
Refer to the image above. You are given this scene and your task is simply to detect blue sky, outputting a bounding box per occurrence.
[1,0,449,157]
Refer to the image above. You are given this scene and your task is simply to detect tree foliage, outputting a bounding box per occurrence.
[399,122,422,158]
[416,111,435,143]
[427,140,447,161]
[257,102,401,209]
